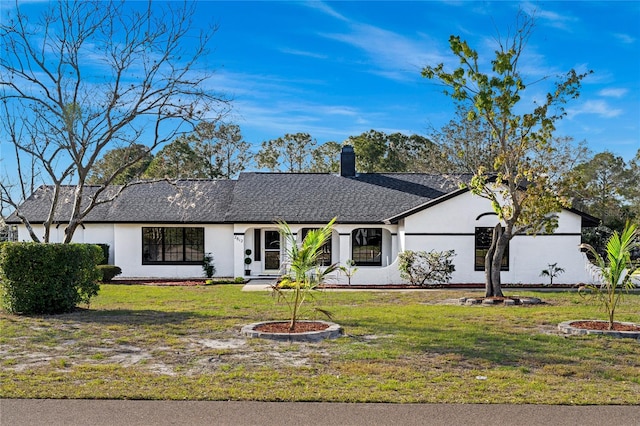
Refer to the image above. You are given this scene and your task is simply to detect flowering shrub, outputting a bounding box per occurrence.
[398,250,456,286]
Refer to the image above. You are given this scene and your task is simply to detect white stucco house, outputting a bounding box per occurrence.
[7,146,598,285]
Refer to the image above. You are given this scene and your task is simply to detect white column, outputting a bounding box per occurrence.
[233,230,245,278]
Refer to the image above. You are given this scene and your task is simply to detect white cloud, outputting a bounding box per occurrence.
[279,48,328,60]
[319,22,447,82]
[302,1,349,23]
[598,88,628,98]
[521,1,579,31]
[613,33,636,44]
[566,100,623,119]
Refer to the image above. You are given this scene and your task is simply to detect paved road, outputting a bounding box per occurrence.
[2,400,640,426]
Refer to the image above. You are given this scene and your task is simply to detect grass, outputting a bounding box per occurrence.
[1,284,639,404]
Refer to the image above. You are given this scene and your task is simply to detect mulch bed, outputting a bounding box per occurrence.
[111,279,207,286]
[254,321,330,334]
[569,320,640,332]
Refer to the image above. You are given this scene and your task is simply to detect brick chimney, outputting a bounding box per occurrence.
[340,145,356,177]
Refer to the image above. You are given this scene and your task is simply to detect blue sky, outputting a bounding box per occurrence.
[2,0,639,163]
[198,0,639,161]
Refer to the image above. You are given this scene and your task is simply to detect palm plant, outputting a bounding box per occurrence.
[580,222,640,330]
[273,217,338,331]
[540,263,565,286]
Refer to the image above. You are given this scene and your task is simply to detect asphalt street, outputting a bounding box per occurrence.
[2,400,640,426]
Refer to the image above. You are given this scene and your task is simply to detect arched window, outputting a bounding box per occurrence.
[352,228,382,266]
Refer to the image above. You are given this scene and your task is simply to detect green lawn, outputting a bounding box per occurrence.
[1,284,639,404]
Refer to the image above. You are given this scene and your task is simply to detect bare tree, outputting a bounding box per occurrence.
[0,0,229,242]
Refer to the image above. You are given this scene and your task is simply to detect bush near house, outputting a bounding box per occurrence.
[91,243,110,264]
[398,250,456,286]
[97,264,122,282]
[0,242,103,314]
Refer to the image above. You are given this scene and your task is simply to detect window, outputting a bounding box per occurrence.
[475,227,509,271]
[301,228,332,266]
[352,228,382,266]
[142,227,204,265]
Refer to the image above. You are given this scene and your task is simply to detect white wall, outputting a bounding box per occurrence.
[12,191,594,285]
[113,223,235,278]
[401,192,593,284]
[15,223,115,263]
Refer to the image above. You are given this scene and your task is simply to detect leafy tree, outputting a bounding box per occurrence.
[621,149,640,224]
[142,137,214,179]
[566,151,633,230]
[347,130,387,172]
[347,130,438,173]
[309,141,342,173]
[429,105,500,174]
[422,12,590,297]
[192,122,252,179]
[0,0,228,242]
[387,133,438,172]
[256,133,317,172]
[88,144,153,185]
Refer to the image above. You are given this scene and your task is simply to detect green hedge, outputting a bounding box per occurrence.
[97,264,122,282]
[0,243,103,314]
[92,243,110,264]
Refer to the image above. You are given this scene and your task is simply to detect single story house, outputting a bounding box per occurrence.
[7,146,598,285]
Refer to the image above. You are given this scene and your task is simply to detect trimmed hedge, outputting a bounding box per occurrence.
[0,242,103,314]
[92,243,110,264]
[97,264,122,282]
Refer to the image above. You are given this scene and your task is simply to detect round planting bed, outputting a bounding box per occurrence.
[241,320,343,342]
[558,320,640,339]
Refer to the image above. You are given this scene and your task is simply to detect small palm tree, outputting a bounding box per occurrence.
[273,217,338,331]
[580,222,640,330]
[540,263,565,286]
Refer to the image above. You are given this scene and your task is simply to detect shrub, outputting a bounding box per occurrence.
[398,250,456,286]
[91,243,110,264]
[277,278,311,289]
[202,252,216,278]
[97,264,122,282]
[0,242,103,314]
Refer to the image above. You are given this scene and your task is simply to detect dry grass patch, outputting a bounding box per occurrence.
[1,284,639,403]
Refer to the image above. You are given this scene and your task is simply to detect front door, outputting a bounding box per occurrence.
[263,230,281,273]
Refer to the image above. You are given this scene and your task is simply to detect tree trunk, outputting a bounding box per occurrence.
[63,221,80,244]
[491,237,506,298]
[484,227,497,297]
[485,223,505,298]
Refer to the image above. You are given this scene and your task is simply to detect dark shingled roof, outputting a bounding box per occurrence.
[7,180,236,224]
[225,173,465,223]
[7,173,469,225]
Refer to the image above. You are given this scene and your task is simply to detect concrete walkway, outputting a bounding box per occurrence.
[242,278,276,291]
[2,400,640,426]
